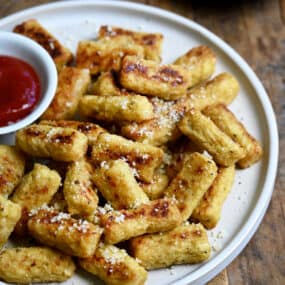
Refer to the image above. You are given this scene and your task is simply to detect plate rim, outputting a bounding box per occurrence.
[0,1,279,284]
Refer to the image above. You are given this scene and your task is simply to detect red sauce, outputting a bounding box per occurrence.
[0,55,41,127]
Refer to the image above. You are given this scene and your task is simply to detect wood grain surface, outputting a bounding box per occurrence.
[0,1,284,285]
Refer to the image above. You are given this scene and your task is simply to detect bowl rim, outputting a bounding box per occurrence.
[0,31,57,135]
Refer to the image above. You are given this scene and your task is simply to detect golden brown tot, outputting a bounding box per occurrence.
[79,95,154,122]
[0,145,25,197]
[12,163,61,209]
[0,196,22,248]
[63,160,98,217]
[186,73,240,110]
[11,163,61,235]
[129,223,211,269]
[92,159,149,209]
[100,198,182,244]
[0,247,75,283]
[165,152,218,221]
[28,207,103,257]
[79,243,147,285]
[120,55,191,100]
[16,124,88,162]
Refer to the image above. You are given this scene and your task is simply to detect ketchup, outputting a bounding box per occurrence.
[0,55,41,127]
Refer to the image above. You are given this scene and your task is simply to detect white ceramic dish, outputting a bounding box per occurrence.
[0,31,57,135]
[0,1,278,285]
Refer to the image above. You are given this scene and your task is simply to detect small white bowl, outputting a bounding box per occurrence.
[0,31,57,135]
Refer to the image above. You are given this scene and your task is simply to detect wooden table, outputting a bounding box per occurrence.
[0,1,284,284]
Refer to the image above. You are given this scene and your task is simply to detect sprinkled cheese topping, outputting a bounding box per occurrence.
[29,205,95,234]
[100,161,110,169]
[97,203,114,215]
[50,212,70,223]
[120,99,129,110]
[114,213,125,223]
[71,219,90,233]
[135,126,154,138]
[100,245,127,265]
[28,204,51,216]
[141,154,149,160]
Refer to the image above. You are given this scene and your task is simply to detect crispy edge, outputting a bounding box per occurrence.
[16,124,88,162]
[28,207,103,258]
[0,247,75,283]
[63,160,99,217]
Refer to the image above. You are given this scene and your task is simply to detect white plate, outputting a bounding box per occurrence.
[0,1,279,285]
